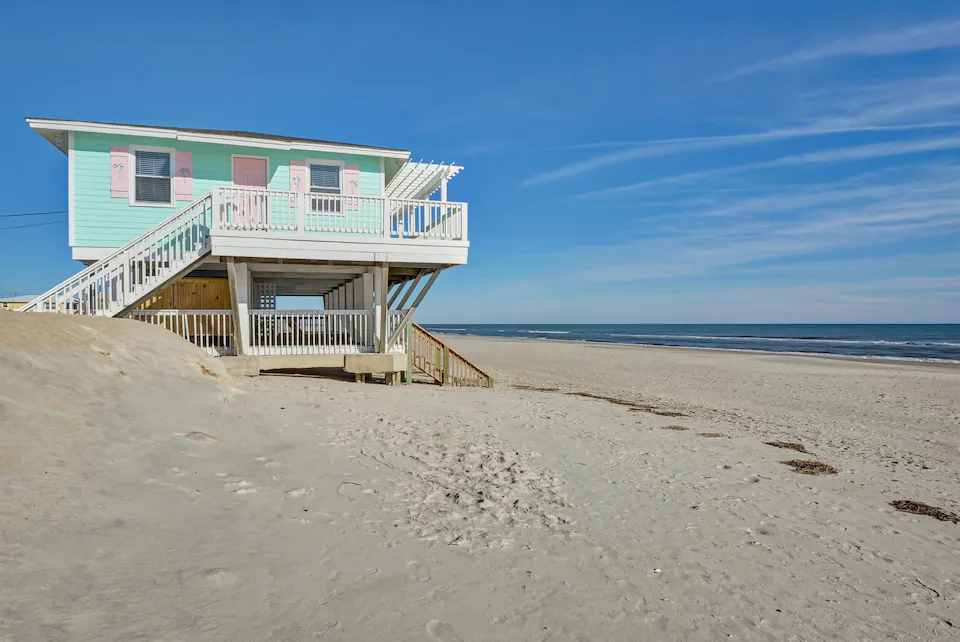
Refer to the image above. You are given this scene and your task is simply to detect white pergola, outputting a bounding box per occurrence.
[385,160,463,201]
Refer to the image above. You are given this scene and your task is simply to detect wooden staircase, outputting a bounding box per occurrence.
[410,323,493,387]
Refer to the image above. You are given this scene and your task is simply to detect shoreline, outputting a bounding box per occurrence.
[434,331,960,369]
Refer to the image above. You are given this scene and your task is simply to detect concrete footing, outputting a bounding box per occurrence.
[220,353,407,381]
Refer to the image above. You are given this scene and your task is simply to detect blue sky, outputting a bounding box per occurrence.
[1,0,958,323]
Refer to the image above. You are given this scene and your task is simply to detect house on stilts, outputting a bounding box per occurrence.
[21,118,490,386]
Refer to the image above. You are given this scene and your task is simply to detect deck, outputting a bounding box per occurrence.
[210,187,469,265]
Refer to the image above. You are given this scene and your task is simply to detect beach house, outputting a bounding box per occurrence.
[1,295,39,311]
[21,118,490,386]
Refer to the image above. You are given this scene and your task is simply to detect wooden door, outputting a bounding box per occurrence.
[232,157,269,228]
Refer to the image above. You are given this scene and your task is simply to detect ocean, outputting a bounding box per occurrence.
[420,324,960,363]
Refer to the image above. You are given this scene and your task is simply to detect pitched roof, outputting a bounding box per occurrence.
[26,118,411,158]
[1,295,37,303]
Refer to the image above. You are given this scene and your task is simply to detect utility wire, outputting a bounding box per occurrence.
[0,210,67,218]
[0,219,67,231]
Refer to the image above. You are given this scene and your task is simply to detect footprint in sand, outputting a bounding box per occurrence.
[184,431,220,445]
[426,620,462,641]
[286,487,313,498]
[406,560,432,582]
[224,480,257,495]
[337,481,363,502]
[203,568,237,588]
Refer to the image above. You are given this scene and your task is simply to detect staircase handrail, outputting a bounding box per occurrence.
[21,192,215,313]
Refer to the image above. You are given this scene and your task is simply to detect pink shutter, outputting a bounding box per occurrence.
[289,160,307,209]
[343,164,360,211]
[175,151,193,202]
[110,146,129,198]
[289,160,308,193]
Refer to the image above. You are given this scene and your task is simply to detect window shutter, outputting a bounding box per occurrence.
[343,164,360,212]
[289,160,307,193]
[110,146,129,198]
[175,151,193,202]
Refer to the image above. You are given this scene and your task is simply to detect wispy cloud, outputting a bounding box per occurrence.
[521,121,959,186]
[523,70,960,187]
[720,18,960,80]
[579,136,960,197]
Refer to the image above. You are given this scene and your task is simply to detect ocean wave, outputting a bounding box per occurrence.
[519,330,573,335]
[504,334,960,364]
[607,333,959,347]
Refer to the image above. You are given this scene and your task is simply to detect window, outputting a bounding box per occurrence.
[309,163,342,214]
[310,164,341,194]
[134,149,173,205]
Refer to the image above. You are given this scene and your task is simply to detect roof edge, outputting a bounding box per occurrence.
[25,118,412,159]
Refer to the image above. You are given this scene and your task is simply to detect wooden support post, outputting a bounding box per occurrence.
[355,373,363,384]
[388,279,407,308]
[405,319,413,385]
[378,263,390,353]
[442,344,450,386]
[384,269,441,350]
[226,258,244,355]
[397,269,426,310]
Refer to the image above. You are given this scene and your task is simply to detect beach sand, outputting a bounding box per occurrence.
[1,315,958,640]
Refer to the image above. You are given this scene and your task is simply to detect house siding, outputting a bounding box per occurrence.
[72,132,384,248]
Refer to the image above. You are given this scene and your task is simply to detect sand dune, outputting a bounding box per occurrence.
[1,315,957,640]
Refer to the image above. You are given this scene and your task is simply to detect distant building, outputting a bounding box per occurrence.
[1,295,38,311]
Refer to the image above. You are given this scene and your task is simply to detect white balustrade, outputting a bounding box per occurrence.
[249,309,378,356]
[387,309,409,353]
[390,200,466,240]
[129,309,235,356]
[214,187,466,241]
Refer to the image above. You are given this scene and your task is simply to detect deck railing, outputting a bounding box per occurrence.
[249,309,381,356]
[129,309,235,356]
[390,199,466,240]
[214,187,467,241]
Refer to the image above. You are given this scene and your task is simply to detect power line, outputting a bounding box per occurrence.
[0,219,67,231]
[0,210,67,218]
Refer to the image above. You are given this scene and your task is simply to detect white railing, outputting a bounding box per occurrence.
[249,309,376,356]
[21,193,215,315]
[217,188,299,231]
[390,199,466,240]
[214,187,466,241]
[129,309,235,356]
[387,309,408,353]
[304,193,385,234]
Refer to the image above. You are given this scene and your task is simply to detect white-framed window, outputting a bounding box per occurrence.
[130,145,175,206]
[309,163,341,194]
[307,160,343,214]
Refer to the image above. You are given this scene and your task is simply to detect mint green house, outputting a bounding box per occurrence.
[23,118,490,386]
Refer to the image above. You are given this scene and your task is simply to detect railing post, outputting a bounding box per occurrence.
[442,344,450,386]
[461,203,468,242]
[405,319,413,384]
[297,191,306,237]
[211,188,221,237]
[382,198,391,238]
